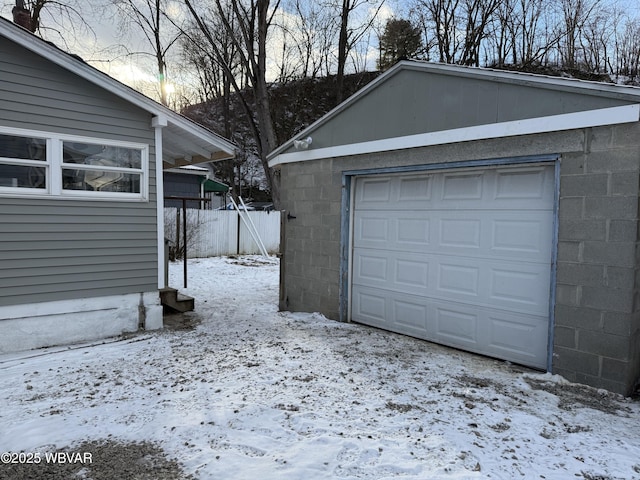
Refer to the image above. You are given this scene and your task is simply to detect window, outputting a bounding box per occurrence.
[62,142,142,194]
[0,134,47,189]
[0,127,148,200]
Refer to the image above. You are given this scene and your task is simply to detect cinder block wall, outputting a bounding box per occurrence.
[278,126,640,395]
[554,123,640,395]
[278,159,343,320]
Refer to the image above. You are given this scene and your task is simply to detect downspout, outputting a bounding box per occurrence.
[152,114,168,288]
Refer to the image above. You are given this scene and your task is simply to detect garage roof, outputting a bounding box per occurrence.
[269,60,640,168]
[0,17,235,169]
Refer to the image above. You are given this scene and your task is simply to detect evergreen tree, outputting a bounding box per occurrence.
[377,18,423,71]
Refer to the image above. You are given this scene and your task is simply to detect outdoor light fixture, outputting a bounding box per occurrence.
[293,137,312,150]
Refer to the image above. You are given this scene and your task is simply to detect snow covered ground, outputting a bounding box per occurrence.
[1,255,639,479]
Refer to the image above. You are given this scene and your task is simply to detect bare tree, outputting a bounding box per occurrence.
[579,4,617,74]
[415,0,499,66]
[421,0,460,63]
[10,0,94,49]
[487,0,560,68]
[333,0,387,101]
[182,0,281,206]
[459,0,500,66]
[487,0,514,66]
[180,7,243,132]
[111,0,183,105]
[557,0,602,70]
[289,0,338,78]
[615,16,640,82]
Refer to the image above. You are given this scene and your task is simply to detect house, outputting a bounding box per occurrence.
[0,17,235,353]
[268,60,640,396]
[164,165,229,210]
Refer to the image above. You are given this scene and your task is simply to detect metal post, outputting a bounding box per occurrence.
[182,198,187,288]
[163,195,211,289]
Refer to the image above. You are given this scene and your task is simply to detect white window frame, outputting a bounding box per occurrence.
[0,129,50,194]
[0,126,149,201]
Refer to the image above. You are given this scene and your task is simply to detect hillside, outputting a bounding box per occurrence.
[180,63,624,200]
[180,72,380,200]
[183,71,381,150]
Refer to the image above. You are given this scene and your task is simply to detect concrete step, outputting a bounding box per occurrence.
[160,287,195,313]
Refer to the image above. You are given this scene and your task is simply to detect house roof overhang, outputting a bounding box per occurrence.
[0,17,235,169]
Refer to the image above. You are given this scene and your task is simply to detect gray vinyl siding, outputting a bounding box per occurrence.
[0,37,159,307]
[287,68,634,153]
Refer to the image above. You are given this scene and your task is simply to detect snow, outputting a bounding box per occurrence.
[1,255,640,479]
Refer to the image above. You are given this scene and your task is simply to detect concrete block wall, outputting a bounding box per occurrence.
[553,123,640,395]
[279,160,343,320]
[278,126,640,395]
[278,129,586,323]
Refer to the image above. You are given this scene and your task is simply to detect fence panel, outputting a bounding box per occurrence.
[164,208,281,258]
[238,211,281,254]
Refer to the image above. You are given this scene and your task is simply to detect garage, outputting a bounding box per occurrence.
[350,164,556,368]
[269,60,640,395]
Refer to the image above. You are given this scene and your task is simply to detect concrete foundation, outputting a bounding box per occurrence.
[0,292,163,354]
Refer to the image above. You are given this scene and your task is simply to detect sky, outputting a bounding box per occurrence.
[2,0,639,105]
[1,0,398,103]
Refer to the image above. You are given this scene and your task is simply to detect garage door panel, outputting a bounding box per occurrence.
[353,248,430,296]
[352,286,429,336]
[436,263,480,297]
[433,211,552,261]
[430,301,548,368]
[439,218,481,249]
[441,172,484,200]
[434,305,479,344]
[357,215,390,243]
[355,211,431,251]
[396,258,429,289]
[431,256,549,315]
[393,298,428,333]
[354,254,550,316]
[487,312,548,368]
[397,217,430,245]
[488,263,551,314]
[351,165,554,369]
[356,254,389,282]
[491,217,552,256]
[398,176,432,202]
[357,177,392,204]
[353,288,387,324]
[494,168,552,202]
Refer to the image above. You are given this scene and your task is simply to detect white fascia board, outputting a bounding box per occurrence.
[269,104,640,168]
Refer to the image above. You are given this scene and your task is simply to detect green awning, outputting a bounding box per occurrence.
[201,178,229,193]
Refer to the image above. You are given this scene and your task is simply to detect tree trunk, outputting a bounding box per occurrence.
[336,0,350,103]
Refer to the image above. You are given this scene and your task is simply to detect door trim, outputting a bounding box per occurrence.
[339,154,560,370]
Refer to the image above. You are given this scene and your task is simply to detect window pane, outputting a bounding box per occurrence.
[0,134,46,160]
[63,169,140,193]
[63,142,142,169]
[0,164,46,188]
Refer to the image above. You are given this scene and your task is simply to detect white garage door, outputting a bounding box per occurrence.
[350,165,555,369]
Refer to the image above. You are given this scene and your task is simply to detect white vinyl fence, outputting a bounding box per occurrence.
[164,208,281,258]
